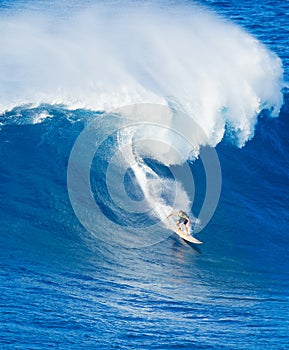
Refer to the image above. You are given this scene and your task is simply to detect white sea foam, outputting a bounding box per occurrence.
[0,2,283,152]
[32,110,52,124]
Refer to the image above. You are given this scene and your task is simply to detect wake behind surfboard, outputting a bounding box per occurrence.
[172,227,203,244]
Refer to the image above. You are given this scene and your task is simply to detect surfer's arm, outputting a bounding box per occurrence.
[166,212,177,219]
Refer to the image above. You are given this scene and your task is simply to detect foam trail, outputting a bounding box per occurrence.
[132,161,190,217]
[117,121,194,232]
[0,3,283,151]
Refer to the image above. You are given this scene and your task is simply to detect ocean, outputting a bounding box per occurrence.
[0,0,289,349]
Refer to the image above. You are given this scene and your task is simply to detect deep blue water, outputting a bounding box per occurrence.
[1,1,289,349]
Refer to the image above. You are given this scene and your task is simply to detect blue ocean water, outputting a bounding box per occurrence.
[1,1,289,349]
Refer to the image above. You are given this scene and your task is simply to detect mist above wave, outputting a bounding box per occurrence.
[0,2,283,149]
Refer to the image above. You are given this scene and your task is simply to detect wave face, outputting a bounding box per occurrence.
[1,1,289,349]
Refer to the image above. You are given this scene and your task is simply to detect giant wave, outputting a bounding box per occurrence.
[0,2,285,245]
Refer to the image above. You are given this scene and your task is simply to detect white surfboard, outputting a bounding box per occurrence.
[172,227,203,244]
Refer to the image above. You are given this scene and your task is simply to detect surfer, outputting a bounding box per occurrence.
[167,210,191,235]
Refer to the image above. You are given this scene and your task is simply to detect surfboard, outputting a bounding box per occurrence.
[173,227,203,244]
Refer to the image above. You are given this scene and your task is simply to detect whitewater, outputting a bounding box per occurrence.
[0,3,283,148]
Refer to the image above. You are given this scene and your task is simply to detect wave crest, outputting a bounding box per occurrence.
[0,3,283,149]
